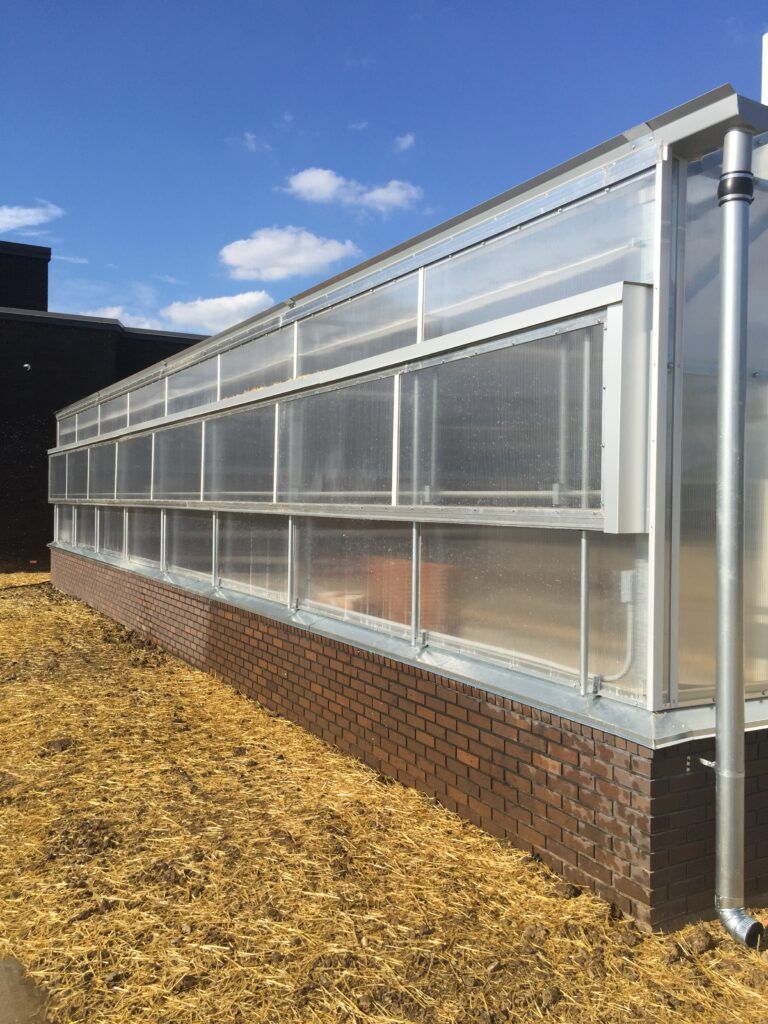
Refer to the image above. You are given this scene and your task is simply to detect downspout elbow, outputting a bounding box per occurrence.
[716,905,764,949]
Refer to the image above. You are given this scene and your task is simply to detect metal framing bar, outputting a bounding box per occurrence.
[286,515,296,609]
[160,507,167,574]
[272,404,279,503]
[416,266,425,344]
[645,152,676,712]
[292,321,299,378]
[391,374,401,506]
[411,521,421,647]
[212,510,219,588]
[200,420,206,502]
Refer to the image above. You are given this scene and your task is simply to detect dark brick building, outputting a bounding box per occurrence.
[0,240,204,566]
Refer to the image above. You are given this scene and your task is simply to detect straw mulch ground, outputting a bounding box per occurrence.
[0,573,767,1024]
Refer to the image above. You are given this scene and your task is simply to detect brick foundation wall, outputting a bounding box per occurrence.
[51,548,768,930]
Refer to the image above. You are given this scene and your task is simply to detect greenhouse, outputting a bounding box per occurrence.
[48,85,768,935]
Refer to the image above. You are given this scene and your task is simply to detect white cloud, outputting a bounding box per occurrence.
[220,225,359,282]
[243,131,272,153]
[284,167,422,214]
[154,273,184,285]
[0,200,63,233]
[161,291,274,333]
[395,132,415,152]
[348,120,369,131]
[54,255,88,265]
[81,305,164,329]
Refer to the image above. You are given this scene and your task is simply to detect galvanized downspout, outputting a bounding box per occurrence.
[714,127,763,948]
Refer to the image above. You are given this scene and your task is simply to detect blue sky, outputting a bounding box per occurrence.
[2,0,768,335]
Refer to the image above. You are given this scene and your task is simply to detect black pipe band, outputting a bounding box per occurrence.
[718,173,755,205]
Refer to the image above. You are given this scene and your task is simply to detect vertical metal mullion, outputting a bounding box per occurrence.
[113,441,119,500]
[579,531,590,695]
[164,376,169,417]
[86,447,91,500]
[555,338,570,506]
[65,452,69,500]
[123,506,128,561]
[391,374,401,506]
[200,420,206,502]
[95,506,100,554]
[126,391,132,427]
[416,266,426,344]
[411,521,421,646]
[212,511,219,588]
[579,329,592,695]
[292,321,299,378]
[287,515,296,609]
[97,403,101,437]
[160,508,167,573]
[216,354,222,402]
[646,153,676,712]
[150,433,156,500]
[273,404,280,503]
[54,504,59,544]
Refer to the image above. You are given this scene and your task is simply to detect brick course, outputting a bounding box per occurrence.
[51,547,768,930]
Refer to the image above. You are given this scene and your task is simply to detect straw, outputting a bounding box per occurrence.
[0,573,766,1023]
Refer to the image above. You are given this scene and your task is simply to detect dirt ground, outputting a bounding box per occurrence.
[0,573,767,1023]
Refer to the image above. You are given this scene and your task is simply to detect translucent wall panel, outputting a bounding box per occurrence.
[420,525,580,680]
[167,358,218,414]
[116,435,152,498]
[278,379,394,504]
[677,134,768,702]
[218,513,288,600]
[99,394,128,434]
[99,507,124,556]
[166,510,212,578]
[587,533,648,703]
[77,406,99,441]
[204,407,274,501]
[297,518,412,631]
[57,505,73,545]
[75,506,96,550]
[220,327,294,399]
[424,171,655,339]
[58,415,76,446]
[49,455,66,499]
[129,379,165,425]
[127,508,161,566]
[399,327,603,508]
[66,450,88,498]
[153,423,202,499]
[298,275,419,375]
[88,443,116,499]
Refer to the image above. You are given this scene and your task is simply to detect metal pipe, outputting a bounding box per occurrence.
[555,338,570,507]
[411,521,421,647]
[714,127,763,949]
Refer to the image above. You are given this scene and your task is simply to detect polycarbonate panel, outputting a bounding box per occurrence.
[58,415,76,446]
[99,394,128,434]
[296,518,412,631]
[75,506,96,550]
[278,378,393,504]
[220,327,294,399]
[204,406,274,501]
[127,508,161,566]
[88,443,116,499]
[66,450,88,498]
[77,406,99,441]
[424,171,655,339]
[218,513,288,600]
[153,422,202,499]
[166,510,212,578]
[677,134,768,702]
[167,358,218,414]
[587,533,648,703]
[99,507,124,556]
[49,455,66,499]
[116,434,152,498]
[420,524,580,680]
[399,326,603,508]
[298,274,419,375]
[57,505,73,545]
[129,379,165,425]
